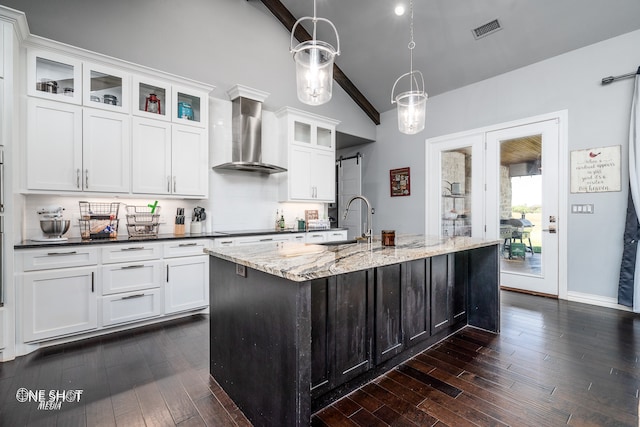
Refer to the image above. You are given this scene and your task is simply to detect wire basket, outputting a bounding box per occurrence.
[79,201,120,220]
[79,219,119,240]
[125,205,161,238]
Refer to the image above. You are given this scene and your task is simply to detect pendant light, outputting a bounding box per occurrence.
[290,0,340,105]
[391,0,427,134]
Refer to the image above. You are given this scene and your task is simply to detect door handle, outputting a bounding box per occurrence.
[85,169,89,189]
[542,226,557,234]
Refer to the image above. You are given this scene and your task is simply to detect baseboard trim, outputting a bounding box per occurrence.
[566,291,632,312]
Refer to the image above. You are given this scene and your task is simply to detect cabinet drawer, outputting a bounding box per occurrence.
[305,232,327,243]
[163,240,209,258]
[291,234,306,243]
[327,230,348,242]
[212,238,236,247]
[21,247,98,271]
[101,243,161,264]
[101,289,162,327]
[101,260,162,295]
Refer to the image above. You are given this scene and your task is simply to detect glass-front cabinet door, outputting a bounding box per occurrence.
[133,75,171,121]
[172,86,207,128]
[27,49,82,104]
[316,126,333,150]
[83,63,130,112]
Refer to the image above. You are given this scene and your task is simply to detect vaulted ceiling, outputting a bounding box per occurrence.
[266,0,640,123]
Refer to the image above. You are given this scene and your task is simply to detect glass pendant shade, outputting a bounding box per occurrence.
[293,40,336,105]
[391,70,427,134]
[290,2,340,106]
[395,90,427,134]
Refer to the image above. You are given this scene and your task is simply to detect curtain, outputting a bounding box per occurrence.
[620,67,640,312]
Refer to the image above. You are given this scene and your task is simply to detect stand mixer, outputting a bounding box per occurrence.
[31,205,71,242]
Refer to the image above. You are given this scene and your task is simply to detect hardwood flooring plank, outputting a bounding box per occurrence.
[387,369,507,427]
[1,292,638,427]
[192,394,237,427]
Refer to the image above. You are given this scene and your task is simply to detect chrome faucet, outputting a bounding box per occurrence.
[343,195,374,243]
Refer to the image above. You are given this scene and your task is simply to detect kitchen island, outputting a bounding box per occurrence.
[206,235,500,426]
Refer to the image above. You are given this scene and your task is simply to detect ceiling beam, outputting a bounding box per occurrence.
[258,0,381,125]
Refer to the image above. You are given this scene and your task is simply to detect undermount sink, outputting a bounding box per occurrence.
[318,239,360,246]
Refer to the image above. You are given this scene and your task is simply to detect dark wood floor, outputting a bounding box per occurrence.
[1,291,638,426]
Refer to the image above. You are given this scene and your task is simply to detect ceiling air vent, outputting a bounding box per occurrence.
[472,18,502,40]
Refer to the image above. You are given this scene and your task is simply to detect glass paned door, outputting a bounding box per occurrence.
[426,133,484,238]
[486,119,559,295]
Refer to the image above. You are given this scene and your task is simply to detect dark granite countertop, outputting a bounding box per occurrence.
[15,228,348,249]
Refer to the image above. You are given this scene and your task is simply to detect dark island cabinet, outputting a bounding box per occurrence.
[312,255,470,397]
[374,264,404,363]
[403,259,430,346]
[311,269,374,398]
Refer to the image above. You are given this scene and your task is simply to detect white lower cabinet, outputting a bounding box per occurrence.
[165,255,209,314]
[16,239,209,352]
[22,267,98,342]
[101,289,162,327]
[0,309,5,349]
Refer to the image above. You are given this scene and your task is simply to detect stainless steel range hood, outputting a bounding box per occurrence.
[212,86,286,174]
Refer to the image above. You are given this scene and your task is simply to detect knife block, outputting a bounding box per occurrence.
[174,224,185,235]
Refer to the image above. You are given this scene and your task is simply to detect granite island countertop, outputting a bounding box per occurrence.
[205,234,500,282]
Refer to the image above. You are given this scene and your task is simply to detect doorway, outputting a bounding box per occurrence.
[426,112,567,297]
[334,154,362,239]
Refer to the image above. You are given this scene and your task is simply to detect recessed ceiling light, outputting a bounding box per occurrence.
[394,4,405,16]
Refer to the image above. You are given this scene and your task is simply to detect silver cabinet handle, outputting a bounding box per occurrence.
[219,240,233,245]
[76,168,81,189]
[173,176,177,193]
[167,176,171,193]
[0,162,4,212]
[46,251,78,256]
[91,271,95,293]
[166,265,169,282]
[85,169,89,189]
[121,264,144,270]
[178,243,198,247]
[259,238,274,242]
[121,247,145,251]
[122,293,145,300]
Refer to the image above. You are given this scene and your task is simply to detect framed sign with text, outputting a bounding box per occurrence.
[570,145,621,193]
[390,167,410,197]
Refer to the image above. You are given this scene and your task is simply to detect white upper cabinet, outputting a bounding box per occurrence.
[132,75,172,121]
[23,40,213,196]
[277,107,339,202]
[27,49,82,104]
[26,97,130,193]
[131,119,207,197]
[82,108,131,193]
[172,85,208,128]
[83,62,130,113]
[171,124,208,197]
[132,118,172,195]
[0,22,4,78]
[27,98,83,191]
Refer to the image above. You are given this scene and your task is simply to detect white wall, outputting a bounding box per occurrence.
[340,29,640,301]
[0,0,376,140]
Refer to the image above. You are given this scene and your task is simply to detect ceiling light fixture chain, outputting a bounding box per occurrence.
[391,0,428,134]
[290,0,340,106]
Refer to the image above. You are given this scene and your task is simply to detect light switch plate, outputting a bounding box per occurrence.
[571,204,594,214]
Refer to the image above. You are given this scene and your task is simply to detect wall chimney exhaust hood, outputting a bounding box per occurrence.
[212,85,286,174]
